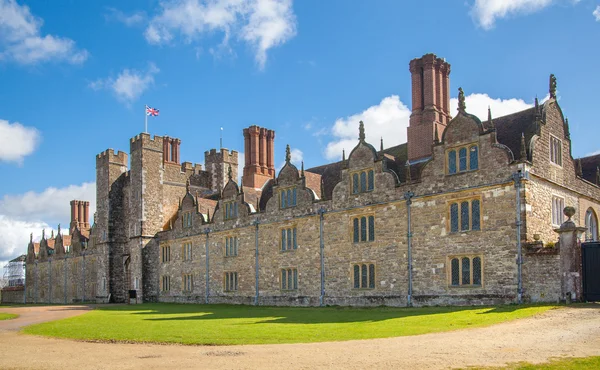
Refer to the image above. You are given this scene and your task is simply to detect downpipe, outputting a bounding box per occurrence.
[405,191,414,307]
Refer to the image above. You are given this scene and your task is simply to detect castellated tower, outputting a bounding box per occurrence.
[242,125,275,189]
[407,53,451,162]
[95,149,128,302]
[205,148,238,193]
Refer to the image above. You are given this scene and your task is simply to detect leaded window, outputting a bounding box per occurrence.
[586,208,598,241]
[281,268,298,290]
[161,276,170,292]
[182,211,192,228]
[449,256,482,287]
[281,227,298,251]
[550,135,562,166]
[449,198,482,233]
[182,242,192,261]
[351,169,375,194]
[551,196,565,226]
[225,236,238,257]
[224,272,238,291]
[353,216,375,243]
[161,245,171,263]
[447,144,479,174]
[182,273,193,292]
[224,201,238,220]
[352,263,375,289]
[281,188,297,209]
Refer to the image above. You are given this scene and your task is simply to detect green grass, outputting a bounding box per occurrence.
[0,313,18,320]
[22,303,557,345]
[472,356,600,369]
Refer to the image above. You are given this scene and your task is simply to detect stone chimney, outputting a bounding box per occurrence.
[242,125,275,189]
[407,53,451,162]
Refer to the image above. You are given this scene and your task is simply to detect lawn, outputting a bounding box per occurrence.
[22,303,557,345]
[473,356,600,369]
[0,313,18,320]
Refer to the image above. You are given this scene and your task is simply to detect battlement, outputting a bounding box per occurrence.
[204,148,239,163]
[130,132,164,152]
[96,149,128,166]
[181,162,204,173]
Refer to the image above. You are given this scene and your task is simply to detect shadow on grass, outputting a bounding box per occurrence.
[90,303,558,325]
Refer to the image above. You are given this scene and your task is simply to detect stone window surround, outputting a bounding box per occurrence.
[280,224,298,252]
[182,211,193,228]
[224,235,239,257]
[280,186,298,209]
[549,134,563,167]
[224,271,238,292]
[280,267,298,291]
[585,208,598,242]
[551,195,565,226]
[181,241,192,261]
[351,262,376,290]
[350,213,376,243]
[350,168,375,195]
[182,273,193,292]
[446,142,479,175]
[223,200,238,220]
[161,275,170,292]
[447,255,483,288]
[447,196,482,233]
[161,244,171,263]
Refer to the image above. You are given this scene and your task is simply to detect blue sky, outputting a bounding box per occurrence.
[1,0,600,264]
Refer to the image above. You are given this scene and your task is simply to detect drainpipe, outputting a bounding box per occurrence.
[204,228,211,304]
[64,255,68,304]
[319,207,326,306]
[511,171,526,304]
[254,218,260,306]
[404,191,414,307]
[83,252,86,302]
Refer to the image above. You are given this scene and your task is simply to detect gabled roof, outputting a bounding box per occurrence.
[579,153,600,184]
[482,107,538,160]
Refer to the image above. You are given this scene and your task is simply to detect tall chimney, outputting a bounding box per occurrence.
[242,125,276,189]
[70,199,91,234]
[407,53,451,162]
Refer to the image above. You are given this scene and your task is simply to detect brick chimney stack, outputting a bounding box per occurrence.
[407,53,451,162]
[242,125,275,189]
[70,200,90,233]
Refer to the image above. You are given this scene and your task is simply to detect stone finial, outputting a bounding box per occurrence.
[320,177,325,199]
[195,191,199,206]
[30,233,33,243]
[405,160,412,183]
[458,87,466,112]
[380,137,384,152]
[487,106,494,128]
[520,133,527,161]
[342,149,346,162]
[57,224,61,235]
[596,166,600,186]
[256,198,260,212]
[51,230,54,238]
[358,121,365,142]
[563,206,576,221]
[534,96,541,120]
[549,74,557,99]
[207,208,210,222]
[434,124,440,144]
[564,118,570,139]
[285,144,291,163]
[42,229,45,239]
[576,158,583,177]
[301,161,305,177]
[228,165,233,181]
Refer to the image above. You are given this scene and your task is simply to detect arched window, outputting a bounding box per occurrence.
[585,208,598,241]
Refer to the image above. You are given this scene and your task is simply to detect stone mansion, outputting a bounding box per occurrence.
[19,53,600,306]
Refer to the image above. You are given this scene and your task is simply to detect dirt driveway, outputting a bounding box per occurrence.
[0,304,599,370]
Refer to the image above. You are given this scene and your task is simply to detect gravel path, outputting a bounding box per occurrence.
[0,304,598,370]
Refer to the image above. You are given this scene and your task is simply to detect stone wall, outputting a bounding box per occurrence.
[1,287,24,304]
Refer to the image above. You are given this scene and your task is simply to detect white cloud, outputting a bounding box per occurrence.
[0,119,41,164]
[0,0,88,64]
[105,7,146,27]
[0,182,95,262]
[450,93,533,121]
[144,0,297,69]
[470,0,557,29]
[89,63,159,104]
[323,93,537,161]
[594,6,600,21]
[324,96,410,161]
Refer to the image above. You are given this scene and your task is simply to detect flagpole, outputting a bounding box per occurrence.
[144,105,148,133]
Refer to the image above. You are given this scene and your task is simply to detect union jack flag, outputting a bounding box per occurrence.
[146,105,159,116]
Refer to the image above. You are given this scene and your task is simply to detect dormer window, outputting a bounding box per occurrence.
[182,212,192,228]
[447,144,478,174]
[280,187,297,209]
[351,169,374,194]
[224,201,238,220]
